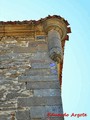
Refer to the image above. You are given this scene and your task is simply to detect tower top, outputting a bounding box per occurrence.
[0,15,71,87]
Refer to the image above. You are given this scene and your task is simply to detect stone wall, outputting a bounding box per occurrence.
[0,36,63,120]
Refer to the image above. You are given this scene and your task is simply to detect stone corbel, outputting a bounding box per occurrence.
[43,18,67,63]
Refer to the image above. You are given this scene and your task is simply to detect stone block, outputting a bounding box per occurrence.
[46,105,63,114]
[25,68,58,75]
[37,43,48,52]
[0,115,7,120]
[45,96,61,106]
[34,89,61,97]
[30,105,63,119]
[18,96,61,107]
[26,81,60,89]
[6,91,30,100]
[30,106,45,118]
[0,101,16,108]
[31,63,50,69]
[16,110,30,120]
[18,75,58,82]
[14,46,37,53]
[30,52,49,60]
[25,68,51,75]
[6,92,20,100]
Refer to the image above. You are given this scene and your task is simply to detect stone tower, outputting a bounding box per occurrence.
[0,15,71,120]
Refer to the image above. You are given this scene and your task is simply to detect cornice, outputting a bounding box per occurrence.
[0,15,69,25]
[0,15,71,41]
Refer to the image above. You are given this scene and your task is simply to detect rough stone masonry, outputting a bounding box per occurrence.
[0,15,71,120]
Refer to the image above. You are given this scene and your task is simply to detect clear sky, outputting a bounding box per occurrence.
[0,0,90,120]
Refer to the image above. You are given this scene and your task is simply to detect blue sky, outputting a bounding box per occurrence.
[0,0,90,120]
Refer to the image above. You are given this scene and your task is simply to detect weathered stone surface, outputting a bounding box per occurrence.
[31,63,50,69]
[26,81,60,89]
[25,68,54,75]
[18,75,58,82]
[37,43,48,52]
[18,96,61,107]
[30,106,45,118]
[26,68,58,75]
[0,79,33,110]
[0,100,17,108]
[6,90,32,100]
[0,115,7,120]
[14,46,37,53]
[21,41,48,52]
[45,105,63,114]
[34,89,61,96]
[0,15,70,120]
[0,113,11,120]
[30,105,63,119]
[16,110,30,120]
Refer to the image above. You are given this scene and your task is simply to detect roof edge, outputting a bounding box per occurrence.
[0,15,70,26]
